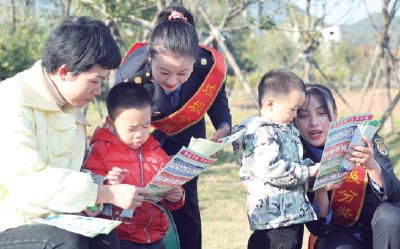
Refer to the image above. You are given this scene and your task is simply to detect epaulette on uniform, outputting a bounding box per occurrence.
[193,47,215,70]
[123,66,153,85]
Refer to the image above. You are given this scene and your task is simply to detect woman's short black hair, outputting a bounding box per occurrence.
[106,83,153,121]
[302,84,337,121]
[148,6,198,59]
[42,16,121,76]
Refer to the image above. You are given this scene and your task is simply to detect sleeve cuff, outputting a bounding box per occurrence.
[217,122,230,130]
[369,177,384,194]
[298,164,309,184]
[303,158,315,167]
[313,200,332,225]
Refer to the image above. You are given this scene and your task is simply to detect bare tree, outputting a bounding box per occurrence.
[61,0,71,19]
[11,0,16,33]
[286,0,355,83]
[288,0,319,83]
[364,0,400,137]
[356,45,380,113]
[193,0,292,108]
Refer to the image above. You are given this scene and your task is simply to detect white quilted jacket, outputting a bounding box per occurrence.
[0,61,97,231]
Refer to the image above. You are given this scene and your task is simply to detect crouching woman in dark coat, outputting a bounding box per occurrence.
[295,84,400,249]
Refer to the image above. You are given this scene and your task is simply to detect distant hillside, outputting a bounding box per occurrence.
[342,13,400,48]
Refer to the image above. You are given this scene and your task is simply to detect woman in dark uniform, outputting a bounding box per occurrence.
[114,6,231,249]
[295,84,400,249]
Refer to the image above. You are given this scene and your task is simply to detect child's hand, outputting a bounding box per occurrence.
[319,180,344,191]
[308,163,320,178]
[68,205,101,217]
[165,188,183,203]
[107,167,129,185]
[83,206,101,217]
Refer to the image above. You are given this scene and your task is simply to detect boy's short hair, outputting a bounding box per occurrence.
[106,83,153,120]
[258,69,306,107]
[42,16,121,76]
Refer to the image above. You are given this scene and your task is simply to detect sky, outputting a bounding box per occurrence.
[295,0,400,25]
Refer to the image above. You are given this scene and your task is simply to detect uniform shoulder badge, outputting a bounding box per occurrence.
[374,138,388,156]
[134,77,142,84]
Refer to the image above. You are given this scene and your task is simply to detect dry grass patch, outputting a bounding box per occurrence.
[198,162,252,249]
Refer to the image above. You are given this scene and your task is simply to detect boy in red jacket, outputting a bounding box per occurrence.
[83,83,184,249]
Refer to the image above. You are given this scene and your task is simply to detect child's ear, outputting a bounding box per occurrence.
[265,98,275,111]
[106,116,115,130]
[259,98,274,118]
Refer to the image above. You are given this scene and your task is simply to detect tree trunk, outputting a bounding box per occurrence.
[356,45,380,113]
[379,52,394,136]
[367,67,381,113]
[313,60,355,114]
[194,0,259,108]
[61,0,71,19]
[142,29,151,42]
[113,27,128,54]
[156,0,166,10]
[378,87,400,133]
[378,1,394,137]
[304,55,312,83]
[303,45,316,84]
[11,0,16,33]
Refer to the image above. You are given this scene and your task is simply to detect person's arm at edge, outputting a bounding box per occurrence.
[207,79,232,141]
[371,135,400,202]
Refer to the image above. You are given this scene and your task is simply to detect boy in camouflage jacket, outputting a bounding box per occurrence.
[232,69,319,249]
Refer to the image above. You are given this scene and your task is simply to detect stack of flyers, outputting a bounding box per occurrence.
[313,114,381,190]
[30,215,122,238]
[144,129,247,203]
[340,120,381,172]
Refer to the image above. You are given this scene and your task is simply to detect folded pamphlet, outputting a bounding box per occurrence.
[313,114,380,190]
[144,129,247,203]
[30,215,122,238]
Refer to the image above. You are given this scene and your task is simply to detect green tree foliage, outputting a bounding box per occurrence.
[246,30,298,72]
[0,3,48,82]
[313,41,374,89]
[0,26,47,81]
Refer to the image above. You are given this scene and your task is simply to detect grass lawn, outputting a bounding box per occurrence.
[84,101,400,249]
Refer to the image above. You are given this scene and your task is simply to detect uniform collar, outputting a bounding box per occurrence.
[164,85,182,95]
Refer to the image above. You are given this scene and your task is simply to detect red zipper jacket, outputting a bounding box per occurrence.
[83,127,184,244]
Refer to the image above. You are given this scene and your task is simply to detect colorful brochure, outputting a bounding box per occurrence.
[313,114,380,190]
[30,215,122,238]
[144,129,247,203]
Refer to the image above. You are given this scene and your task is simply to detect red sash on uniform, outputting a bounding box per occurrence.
[308,164,368,249]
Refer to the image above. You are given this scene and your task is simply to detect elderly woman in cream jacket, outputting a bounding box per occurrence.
[0,16,149,249]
